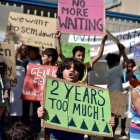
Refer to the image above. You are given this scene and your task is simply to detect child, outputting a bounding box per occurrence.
[7,122,33,140]
[56,30,107,84]
[38,58,115,140]
[126,59,139,82]
[121,59,139,137]
[129,85,140,140]
[41,48,58,140]
[22,46,42,139]
[105,44,129,137]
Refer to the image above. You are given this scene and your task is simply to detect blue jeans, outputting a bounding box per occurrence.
[30,102,41,134]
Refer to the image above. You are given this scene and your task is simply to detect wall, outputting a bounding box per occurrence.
[107,0,140,15]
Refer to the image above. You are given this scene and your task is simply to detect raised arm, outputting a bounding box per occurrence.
[91,34,107,65]
[118,44,129,68]
[127,66,139,81]
[131,88,140,117]
[15,42,22,60]
[56,29,66,61]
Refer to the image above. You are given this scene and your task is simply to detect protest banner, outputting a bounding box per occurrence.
[59,42,90,63]
[42,76,128,137]
[21,64,58,101]
[5,12,57,48]
[0,42,16,86]
[58,0,105,36]
[0,66,7,107]
[134,46,140,58]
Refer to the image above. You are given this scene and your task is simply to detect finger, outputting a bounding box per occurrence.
[40,101,43,107]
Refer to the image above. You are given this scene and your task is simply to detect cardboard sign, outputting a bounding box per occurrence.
[106,30,120,44]
[59,42,90,63]
[58,0,105,36]
[0,42,16,86]
[42,76,115,137]
[5,12,57,48]
[0,67,7,107]
[21,64,58,101]
[134,46,140,58]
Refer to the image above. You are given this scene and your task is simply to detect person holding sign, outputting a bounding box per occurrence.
[56,30,107,84]
[37,58,115,140]
[41,47,58,140]
[105,44,129,139]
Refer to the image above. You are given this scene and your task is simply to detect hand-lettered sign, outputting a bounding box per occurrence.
[134,46,140,58]
[42,76,114,137]
[0,66,7,107]
[21,64,58,101]
[5,12,57,48]
[59,42,90,63]
[0,42,16,86]
[58,0,105,36]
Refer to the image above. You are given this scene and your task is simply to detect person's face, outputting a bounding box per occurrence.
[62,63,79,82]
[21,46,27,58]
[28,48,37,60]
[127,63,133,71]
[41,54,51,65]
[74,51,85,63]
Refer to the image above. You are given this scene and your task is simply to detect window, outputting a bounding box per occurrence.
[106,0,120,7]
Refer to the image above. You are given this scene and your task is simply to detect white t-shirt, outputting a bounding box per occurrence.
[105,64,123,92]
[10,60,26,116]
[10,59,41,116]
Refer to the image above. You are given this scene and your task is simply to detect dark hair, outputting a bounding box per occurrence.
[126,59,136,77]
[57,58,85,81]
[7,122,33,140]
[72,46,85,56]
[105,53,120,67]
[28,46,42,60]
[128,59,136,67]
[42,48,58,63]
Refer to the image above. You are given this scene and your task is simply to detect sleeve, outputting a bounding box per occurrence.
[112,64,123,76]
[85,60,94,72]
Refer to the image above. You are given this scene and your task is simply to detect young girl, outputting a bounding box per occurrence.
[105,44,129,137]
[129,85,140,139]
[38,58,115,140]
[121,59,139,137]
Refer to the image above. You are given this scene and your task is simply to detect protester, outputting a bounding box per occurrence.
[37,58,115,140]
[10,43,27,124]
[121,59,139,137]
[56,29,107,84]
[22,46,42,139]
[7,122,33,140]
[41,47,58,140]
[105,44,129,139]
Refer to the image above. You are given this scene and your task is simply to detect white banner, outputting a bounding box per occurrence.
[68,28,140,61]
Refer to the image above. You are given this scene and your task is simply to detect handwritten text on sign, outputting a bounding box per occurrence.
[21,64,58,101]
[58,0,105,36]
[0,42,16,86]
[43,76,112,137]
[5,12,57,48]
